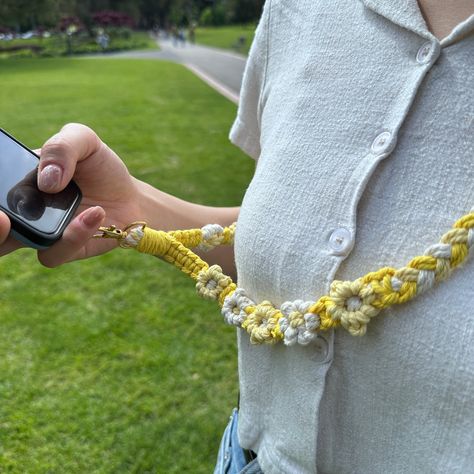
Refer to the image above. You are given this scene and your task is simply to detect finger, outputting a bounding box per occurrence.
[37,206,105,268]
[0,212,22,256]
[37,123,102,194]
[0,211,10,244]
[0,236,23,257]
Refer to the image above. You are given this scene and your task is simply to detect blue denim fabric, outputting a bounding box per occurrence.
[213,409,263,474]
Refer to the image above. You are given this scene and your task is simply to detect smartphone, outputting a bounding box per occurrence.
[0,128,82,249]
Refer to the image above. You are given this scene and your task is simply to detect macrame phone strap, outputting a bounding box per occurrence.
[95,210,474,346]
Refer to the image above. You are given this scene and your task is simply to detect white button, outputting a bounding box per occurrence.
[310,334,332,363]
[314,336,329,358]
[329,227,353,255]
[371,131,394,155]
[416,42,433,64]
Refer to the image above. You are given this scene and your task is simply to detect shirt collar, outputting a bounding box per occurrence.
[360,0,474,44]
[441,13,474,46]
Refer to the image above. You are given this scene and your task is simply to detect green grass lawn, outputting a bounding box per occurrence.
[0,58,255,472]
[195,24,256,55]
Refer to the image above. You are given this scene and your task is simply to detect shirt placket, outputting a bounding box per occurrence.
[339,1,474,267]
[323,0,473,399]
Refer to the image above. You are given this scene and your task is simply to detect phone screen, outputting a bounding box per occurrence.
[0,130,80,234]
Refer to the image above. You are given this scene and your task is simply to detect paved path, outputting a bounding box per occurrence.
[100,38,247,104]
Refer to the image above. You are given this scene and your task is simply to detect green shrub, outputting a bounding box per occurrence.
[107,26,132,39]
[0,31,155,59]
[199,7,213,26]
[199,5,227,26]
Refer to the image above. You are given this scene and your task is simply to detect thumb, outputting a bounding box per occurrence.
[37,123,101,194]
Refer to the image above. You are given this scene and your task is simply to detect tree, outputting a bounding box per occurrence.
[0,0,62,30]
[139,0,173,28]
[0,0,265,32]
[227,0,264,23]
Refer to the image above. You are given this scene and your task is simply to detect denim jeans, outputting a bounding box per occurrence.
[213,408,263,474]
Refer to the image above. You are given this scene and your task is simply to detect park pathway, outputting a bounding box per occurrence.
[101,38,247,104]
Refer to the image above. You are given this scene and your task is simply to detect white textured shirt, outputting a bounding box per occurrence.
[229,1,474,473]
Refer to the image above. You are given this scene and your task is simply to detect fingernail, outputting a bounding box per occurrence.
[82,207,103,227]
[39,164,62,191]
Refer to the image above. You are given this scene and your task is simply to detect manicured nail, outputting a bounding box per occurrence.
[81,207,103,227]
[39,164,62,191]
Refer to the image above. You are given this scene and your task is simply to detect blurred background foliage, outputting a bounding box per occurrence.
[0,0,263,58]
[0,0,265,32]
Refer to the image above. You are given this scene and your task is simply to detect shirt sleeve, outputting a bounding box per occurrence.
[229,1,271,161]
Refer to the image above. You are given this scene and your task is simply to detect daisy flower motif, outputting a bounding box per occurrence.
[242,301,281,344]
[279,300,320,346]
[221,288,254,327]
[196,265,233,301]
[326,279,380,336]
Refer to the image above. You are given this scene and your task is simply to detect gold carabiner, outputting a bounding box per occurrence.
[93,222,147,247]
[93,224,126,240]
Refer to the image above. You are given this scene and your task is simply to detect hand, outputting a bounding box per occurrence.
[0,123,142,266]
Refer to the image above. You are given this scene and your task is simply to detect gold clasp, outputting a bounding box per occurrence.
[93,224,127,240]
[93,222,147,245]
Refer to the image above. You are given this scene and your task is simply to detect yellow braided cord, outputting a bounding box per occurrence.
[168,228,203,249]
[107,211,473,345]
[136,228,209,278]
[167,224,236,251]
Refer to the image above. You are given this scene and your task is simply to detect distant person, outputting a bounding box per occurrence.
[170,25,178,46]
[237,36,246,52]
[96,30,109,52]
[188,22,196,44]
[178,28,186,46]
[233,36,246,53]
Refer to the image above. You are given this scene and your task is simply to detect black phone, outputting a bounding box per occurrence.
[0,128,82,249]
